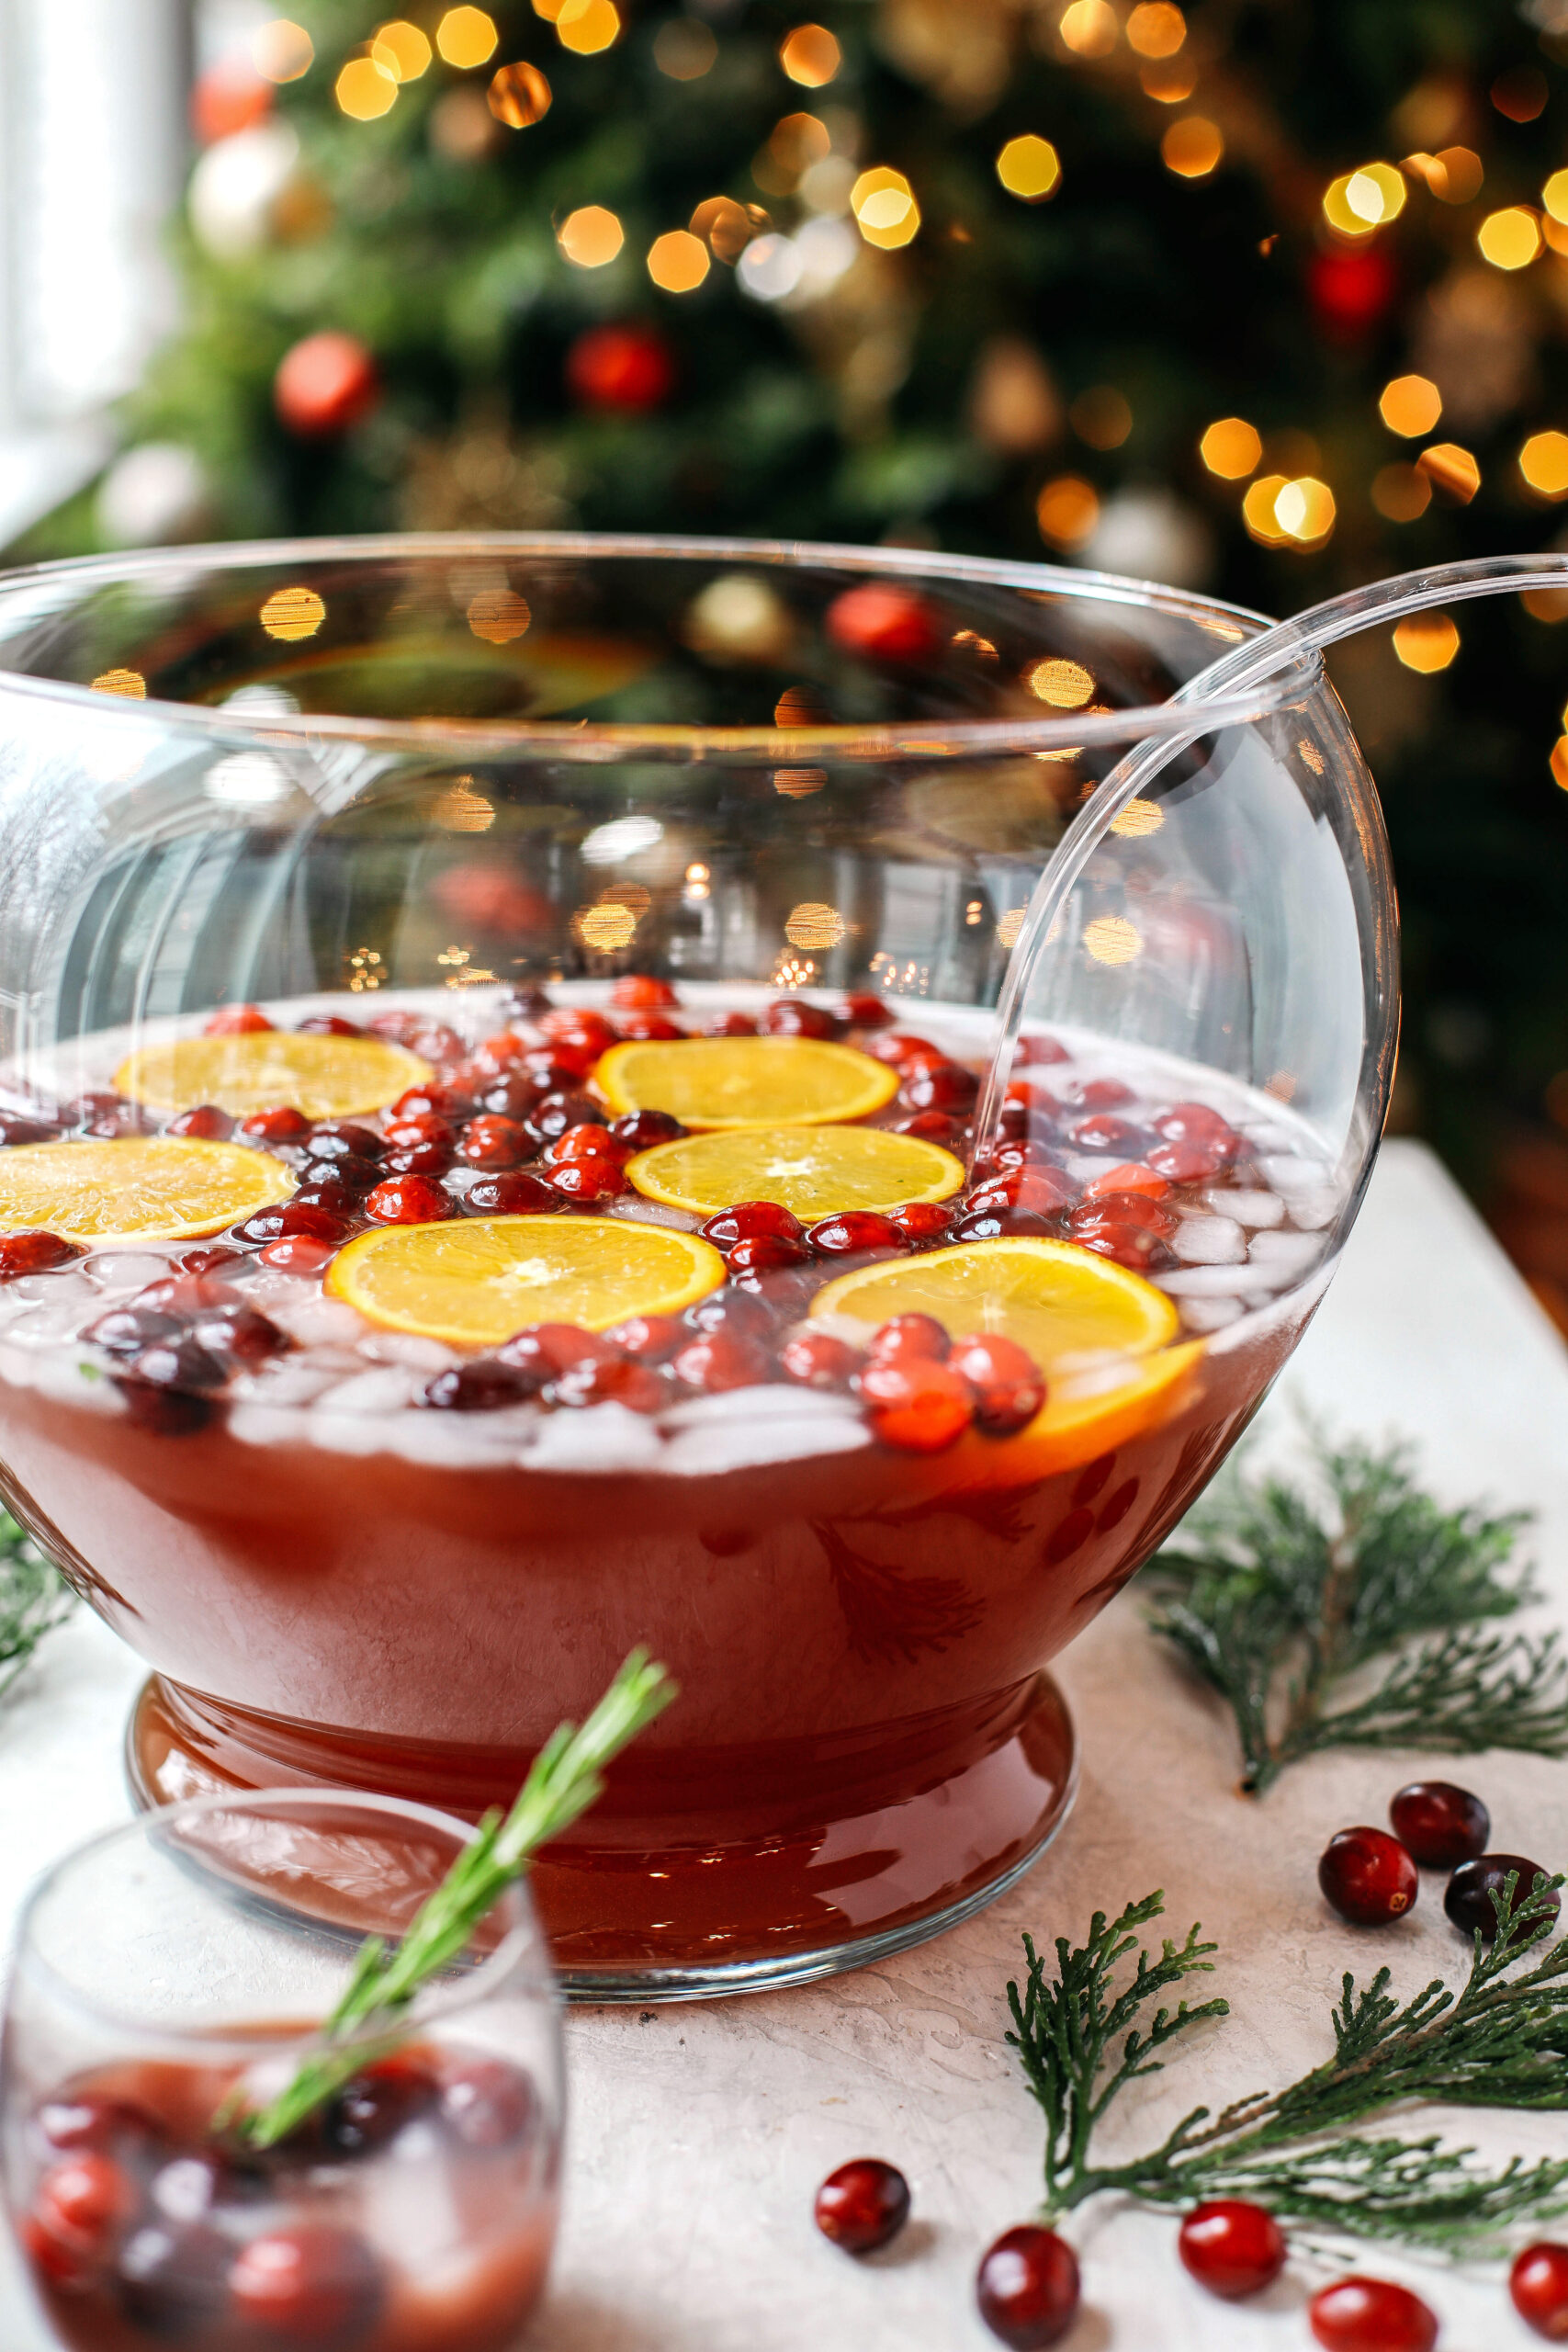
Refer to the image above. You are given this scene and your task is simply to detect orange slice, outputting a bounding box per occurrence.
[626,1124,964,1223]
[327,1215,726,1348]
[595,1036,897,1129]
[116,1033,429,1120]
[0,1136,293,1249]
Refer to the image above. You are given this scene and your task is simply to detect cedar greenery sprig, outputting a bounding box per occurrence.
[1145,1430,1568,1793]
[1007,1878,1568,2256]
[0,1510,74,1705]
[240,1648,675,2149]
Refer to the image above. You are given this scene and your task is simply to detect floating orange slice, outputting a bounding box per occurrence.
[116,1033,429,1120]
[594,1036,897,1129]
[626,1124,964,1223]
[0,1136,293,1249]
[327,1215,726,1348]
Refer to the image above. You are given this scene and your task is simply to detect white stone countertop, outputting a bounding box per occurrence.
[2,1139,1565,2351]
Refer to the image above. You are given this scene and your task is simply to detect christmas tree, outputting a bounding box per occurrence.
[22,0,1568,1309]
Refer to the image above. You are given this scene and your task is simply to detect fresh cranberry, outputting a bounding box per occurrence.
[257,1237,338,1275]
[1318,1828,1419,1927]
[615,1012,685,1041]
[859,1358,973,1453]
[62,1091,125,1133]
[543,1124,629,1165]
[203,1004,272,1035]
[705,1010,757,1035]
[128,1338,229,1393]
[892,1110,964,1146]
[228,2223,384,2344]
[295,1012,364,1036]
[422,1360,534,1411]
[382,1138,456,1177]
[236,1105,312,1144]
[671,1331,772,1392]
[1308,2276,1438,2352]
[865,1314,949,1365]
[307,1123,385,1164]
[609,1109,686,1148]
[234,1203,344,1247]
[129,1274,229,1315]
[298,1152,379,1196]
[85,1306,181,1354]
[813,2158,910,2255]
[886,1201,957,1247]
[385,1114,456,1149]
[363,1175,454,1225]
[437,2057,536,2150]
[1388,1782,1490,1869]
[727,1234,811,1274]
[25,2155,138,2287]
[472,1072,545,1120]
[468,1032,529,1075]
[118,2222,232,2331]
[779,1331,863,1388]
[1015,1035,1070,1066]
[539,1005,618,1047]
[701,1201,805,1249]
[1444,1854,1559,1940]
[844,992,892,1029]
[164,1103,233,1140]
[113,1381,214,1435]
[760,999,841,1038]
[980,1136,1064,1172]
[1069,1113,1145,1153]
[547,1158,627,1203]
[1178,2199,1287,2299]
[521,1040,596,1081]
[0,1231,83,1281]
[498,1325,616,1384]
[683,1287,774,1340]
[954,1206,1057,1243]
[1074,1078,1134,1109]
[1145,1137,1224,1182]
[948,1334,1045,1435]
[191,1304,288,1363]
[0,1114,60,1145]
[1151,1102,1240,1162]
[900,1062,977,1114]
[604,1314,683,1361]
[1512,2243,1568,2340]
[976,2223,1080,2347]
[1063,1216,1172,1272]
[456,1114,532,1170]
[291,1178,361,1217]
[526,1091,607,1144]
[966,1169,1076,1219]
[1073,1190,1176,1236]
[502,985,554,1020]
[38,2095,158,2154]
[391,1082,475,1124]
[807,1210,903,1256]
[553,1357,671,1411]
[174,1245,248,1279]
[322,2054,438,2155]
[612,975,680,1010]
[464,1170,560,1215]
[869,1032,941,1066]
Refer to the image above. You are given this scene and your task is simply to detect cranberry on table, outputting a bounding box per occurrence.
[438,2056,536,2150]
[228,2222,384,2344]
[0,1231,83,1281]
[976,2223,1080,2347]
[948,1334,1046,1435]
[807,1210,903,1256]
[866,1314,948,1366]
[1307,2275,1438,2352]
[759,998,841,1038]
[1178,2199,1287,2299]
[203,1003,273,1035]
[363,1175,455,1225]
[700,1201,805,1250]
[421,1360,535,1412]
[456,1114,533,1170]
[1443,1853,1559,1940]
[236,1105,312,1144]
[464,1170,560,1216]
[164,1103,233,1140]
[813,2157,910,2255]
[671,1331,773,1393]
[779,1331,863,1389]
[859,1357,973,1453]
[1388,1782,1490,1870]
[1318,1827,1418,1927]
[610,1109,686,1148]
[1512,2242,1568,2341]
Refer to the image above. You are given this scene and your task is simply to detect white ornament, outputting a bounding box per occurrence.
[96,444,209,547]
[187,122,299,262]
[1081,488,1213,591]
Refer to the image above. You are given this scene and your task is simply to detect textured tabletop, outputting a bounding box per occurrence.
[3,1140,1566,2351]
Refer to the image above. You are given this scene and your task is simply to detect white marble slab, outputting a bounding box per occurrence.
[2,1142,1565,2350]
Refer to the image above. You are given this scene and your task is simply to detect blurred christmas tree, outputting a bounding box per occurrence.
[23,0,1568,1310]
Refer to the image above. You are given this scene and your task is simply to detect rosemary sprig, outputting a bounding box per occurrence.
[1145,1430,1568,1792]
[0,1510,75,1704]
[1008,1876,1568,2255]
[240,1648,675,2149]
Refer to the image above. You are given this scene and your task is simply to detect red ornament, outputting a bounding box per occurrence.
[566,322,676,413]
[825,582,945,668]
[1305,247,1398,342]
[274,332,380,438]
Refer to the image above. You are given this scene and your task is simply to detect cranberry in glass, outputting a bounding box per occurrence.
[812,2158,910,2255]
[381,1139,455,1178]
[892,1110,963,1146]
[364,1175,454,1225]
[385,1114,456,1148]
[203,1003,272,1035]
[297,1152,378,1195]
[542,1124,630,1165]
[547,1158,627,1203]
[236,1104,312,1144]
[228,2222,385,2343]
[498,1324,616,1383]
[728,1234,810,1275]
[522,1041,595,1082]
[1178,2199,1287,2299]
[612,975,680,1010]
[779,1331,863,1389]
[291,1178,360,1218]
[438,2056,536,2151]
[468,1031,528,1074]
[615,1012,685,1041]
[164,1103,233,1140]
[700,1201,805,1250]
[526,1091,607,1144]
[866,1314,949,1366]
[1388,1782,1490,1869]
[1152,1101,1240,1162]
[118,2222,233,2331]
[0,1114,60,1145]
[191,1305,288,1363]
[1065,1218,1172,1273]
[976,2224,1080,2347]
[1069,1113,1144,1153]
[966,1169,1076,1219]
[538,1007,617,1054]
[1075,1188,1176,1235]
[295,1012,364,1036]
[954,1207,1057,1243]
[391,1082,475,1124]
[175,1245,247,1279]
[843,992,892,1029]
[257,1236,338,1276]
[948,1335,1046,1436]
[85,1306,180,1355]
[456,1114,532,1170]
[705,1009,757,1035]
[28,2153,137,2273]
[683,1287,773,1340]
[472,1073,543,1121]
[0,1231,82,1280]
[900,1061,977,1114]
[114,1382,214,1436]
[603,1314,683,1361]
[308,1122,385,1164]
[130,1273,228,1315]
[421,1360,534,1412]
[1444,1854,1558,1940]
[759,998,840,1038]
[807,1210,903,1256]
[1307,2276,1438,2352]
[1318,1827,1418,1927]
[1074,1078,1134,1110]
[130,1338,229,1393]
[1512,2242,1568,2340]
[322,2054,438,2155]
[553,1357,670,1412]
[609,1108,685,1148]
[38,2094,157,2154]
[868,1031,939,1066]
[464,1170,559,1216]
[886,1200,956,1247]
[235,1202,344,1246]
[859,1358,973,1453]
[1015,1035,1070,1066]
[671,1331,772,1393]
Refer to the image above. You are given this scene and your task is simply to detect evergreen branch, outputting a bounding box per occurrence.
[0,1511,75,1704]
[1007,1878,1568,2256]
[1145,1430,1568,1792]
[240,1650,675,2148]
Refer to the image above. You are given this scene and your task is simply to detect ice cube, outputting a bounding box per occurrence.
[607,1198,702,1232]
[1202,1187,1284,1228]
[661,1406,868,1475]
[1242,1122,1305,1155]
[8,1271,95,1310]
[84,1251,175,1291]
[268,1296,368,1345]
[6,1295,96,1345]
[1284,1188,1338,1231]
[313,1367,421,1416]
[358,1331,461,1371]
[1257,1153,1332,1194]
[1172,1215,1246,1266]
[661,1383,858,1430]
[1247,1229,1324,1277]
[527,1402,664,1473]
[1156,1262,1282,1297]
[1179,1295,1245,1332]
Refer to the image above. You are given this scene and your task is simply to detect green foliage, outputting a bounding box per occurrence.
[1145,1431,1568,1792]
[0,1511,75,1704]
[1008,1878,1568,2254]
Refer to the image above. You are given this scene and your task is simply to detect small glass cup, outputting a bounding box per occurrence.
[0,1789,561,2352]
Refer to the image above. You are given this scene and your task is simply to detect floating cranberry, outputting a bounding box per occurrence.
[457,1115,532,1170]
[671,1331,772,1393]
[503,985,554,1019]
[859,1357,973,1453]
[949,1334,1045,1435]
[464,1170,560,1216]
[421,1360,533,1412]
[174,1245,247,1279]
[473,1072,545,1120]
[613,975,680,1010]
[85,1306,180,1355]
[1064,1216,1172,1272]
[759,999,840,1039]
[28,2154,137,2278]
[705,1010,757,1035]
[38,2095,158,2155]
[438,2057,536,2150]
[868,1032,941,1066]
[701,1201,806,1249]
[385,1114,456,1149]
[826,580,944,668]
[1307,2275,1438,2352]
[976,2223,1080,2347]
[610,1109,686,1148]
[363,1175,454,1225]
[779,1331,863,1388]
[1085,1160,1171,1203]
[683,1287,774,1340]
[1444,1854,1559,1941]
[299,1153,379,1197]
[381,1138,455,1177]
[237,1105,313,1145]
[840,992,889,1029]
[547,1158,627,1203]
[235,1203,344,1247]
[615,1012,685,1041]
[203,1004,272,1035]
[604,1313,683,1361]
[228,2223,384,2344]
[954,1207,1057,1243]
[1145,1137,1224,1182]
[807,1210,903,1257]
[1388,1782,1490,1870]
[554,1357,671,1412]
[1074,1078,1134,1110]
[118,2221,232,2331]
[164,1103,233,1140]
[498,1325,615,1385]
[191,1304,288,1363]
[1074,1189,1176,1236]
[893,1111,964,1146]
[0,1231,83,1281]
[1152,1102,1240,1163]
[539,1007,617,1052]
[129,1339,229,1393]
[307,1123,385,1164]
[900,1062,977,1114]
[543,1124,630,1165]
[526,1091,607,1144]
[966,1168,1076,1219]
[1178,2199,1287,2299]
[114,1381,214,1435]
[1318,1827,1418,1927]
[391,1083,475,1125]
[886,1201,957,1247]
[728,1234,811,1274]
[1512,2242,1568,2341]
[295,1012,364,1036]
[523,1040,597,1081]
[468,1032,528,1075]
[0,1112,61,1146]
[813,2158,910,2255]
[257,1236,337,1276]
[291,1178,361,1218]
[322,2055,438,2156]
[1069,1113,1145,1153]
[866,1314,949,1365]
[1015,1035,1069,1066]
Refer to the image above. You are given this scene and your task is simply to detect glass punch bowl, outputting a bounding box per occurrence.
[0,537,1395,1997]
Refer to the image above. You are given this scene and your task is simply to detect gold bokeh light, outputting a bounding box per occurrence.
[488,62,551,125]
[260,586,326,641]
[1126,2,1185,57]
[1323,162,1404,236]
[648,229,711,292]
[1274,476,1336,545]
[1059,1,1117,59]
[1520,431,1568,500]
[997,135,1062,202]
[254,19,314,81]
[1109,797,1165,836]
[558,205,625,266]
[557,0,620,55]
[467,588,531,642]
[779,24,841,86]
[336,56,398,119]
[1418,442,1481,503]
[1544,168,1568,224]
[1393,613,1460,673]
[372,21,432,80]
[1371,462,1431,522]
[850,166,920,249]
[1162,117,1223,177]
[1035,475,1100,548]
[1027,657,1096,707]
[1477,206,1541,269]
[435,7,499,68]
[784,901,847,950]
[1379,374,1441,437]
[1070,386,1132,448]
[1084,914,1143,965]
[1199,416,1261,478]
[90,668,147,698]
[1241,473,1290,546]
